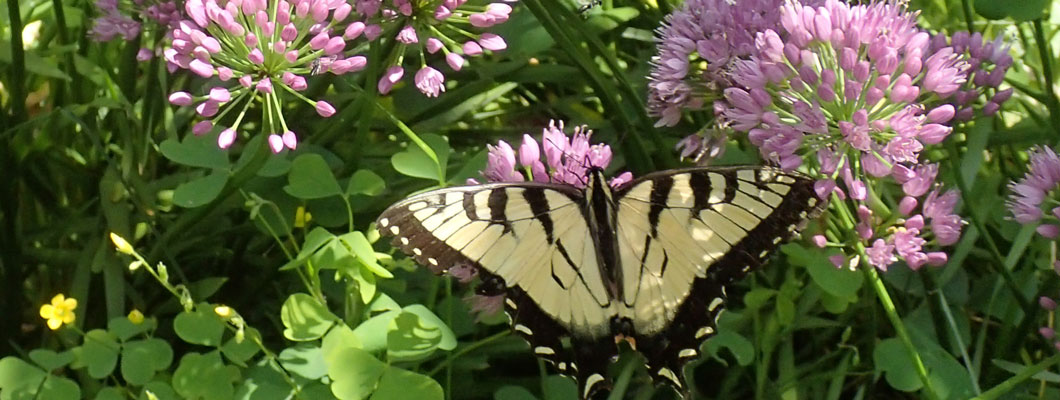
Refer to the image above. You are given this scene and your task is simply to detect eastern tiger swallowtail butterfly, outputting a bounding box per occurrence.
[377,166,822,398]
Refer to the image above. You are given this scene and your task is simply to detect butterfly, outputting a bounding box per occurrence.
[377,165,822,398]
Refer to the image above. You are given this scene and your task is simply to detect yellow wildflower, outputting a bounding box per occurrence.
[128,309,145,324]
[214,305,233,318]
[294,206,312,228]
[39,294,77,330]
[109,232,135,255]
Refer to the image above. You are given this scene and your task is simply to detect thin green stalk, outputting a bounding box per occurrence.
[934,282,982,394]
[1031,19,1060,132]
[521,0,655,172]
[372,101,445,186]
[606,358,638,400]
[6,0,26,121]
[960,0,975,34]
[147,134,272,260]
[427,330,510,377]
[972,353,1060,400]
[858,244,939,400]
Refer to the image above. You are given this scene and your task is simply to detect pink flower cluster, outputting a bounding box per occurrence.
[713,0,976,271]
[930,31,1014,121]
[90,0,181,41]
[647,0,820,127]
[362,0,515,97]
[474,120,633,188]
[1008,146,1060,238]
[165,0,366,151]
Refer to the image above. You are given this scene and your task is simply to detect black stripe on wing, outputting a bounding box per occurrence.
[617,167,825,393]
[376,183,613,397]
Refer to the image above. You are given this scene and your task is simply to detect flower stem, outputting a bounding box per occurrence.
[1031,19,1060,132]
[858,245,940,400]
[427,330,510,377]
[971,352,1060,400]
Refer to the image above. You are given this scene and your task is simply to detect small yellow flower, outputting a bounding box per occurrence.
[214,305,233,318]
[127,309,145,325]
[294,206,312,228]
[39,294,77,330]
[110,232,135,255]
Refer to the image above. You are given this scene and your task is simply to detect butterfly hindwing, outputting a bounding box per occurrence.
[613,167,821,391]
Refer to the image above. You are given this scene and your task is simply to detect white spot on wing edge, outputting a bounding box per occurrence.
[505,298,518,309]
[695,326,715,339]
[584,374,606,399]
[389,226,400,235]
[514,324,532,335]
[707,297,724,311]
[678,348,698,358]
[400,237,409,245]
[379,218,389,227]
[657,367,682,387]
[428,257,438,266]
[534,346,556,355]
[413,248,422,256]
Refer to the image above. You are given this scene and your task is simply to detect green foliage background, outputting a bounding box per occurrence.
[2,0,1060,399]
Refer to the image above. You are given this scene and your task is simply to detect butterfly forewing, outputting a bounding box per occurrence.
[613,167,821,390]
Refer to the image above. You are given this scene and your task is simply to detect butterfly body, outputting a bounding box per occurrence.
[377,166,822,398]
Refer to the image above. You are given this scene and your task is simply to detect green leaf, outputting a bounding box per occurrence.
[369,367,443,400]
[391,134,450,182]
[339,232,392,278]
[346,170,386,196]
[352,265,377,304]
[121,338,174,385]
[783,245,862,300]
[236,360,297,400]
[96,387,125,400]
[873,338,922,392]
[172,351,240,400]
[159,137,230,170]
[173,307,226,346]
[322,325,363,366]
[326,347,387,400]
[173,171,229,208]
[0,356,46,393]
[285,154,344,199]
[81,329,120,379]
[354,310,402,353]
[221,328,261,367]
[279,344,328,381]
[705,330,754,366]
[24,50,71,80]
[973,0,1008,19]
[39,375,80,400]
[28,349,74,371]
[108,315,157,342]
[1008,0,1050,21]
[494,386,538,400]
[393,305,457,354]
[281,293,339,341]
[542,375,578,400]
[188,277,229,300]
[140,381,181,400]
[279,227,336,271]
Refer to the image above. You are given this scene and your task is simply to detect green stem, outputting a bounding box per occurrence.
[427,330,510,377]
[972,353,1060,400]
[6,0,26,121]
[1031,19,1060,132]
[373,101,445,186]
[858,244,939,400]
[606,357,638,400]
[960,0,975,33]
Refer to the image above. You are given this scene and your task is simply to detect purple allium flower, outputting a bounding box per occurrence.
[365,0,514,97]
[480,120,632,189]
[646,0,823,126]
[866,239,897,271]
[90,0,180,42]
[164,0,372,150]
[713,0,983,272]
[1008,147,1060,238]
[930,31,1014,121]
